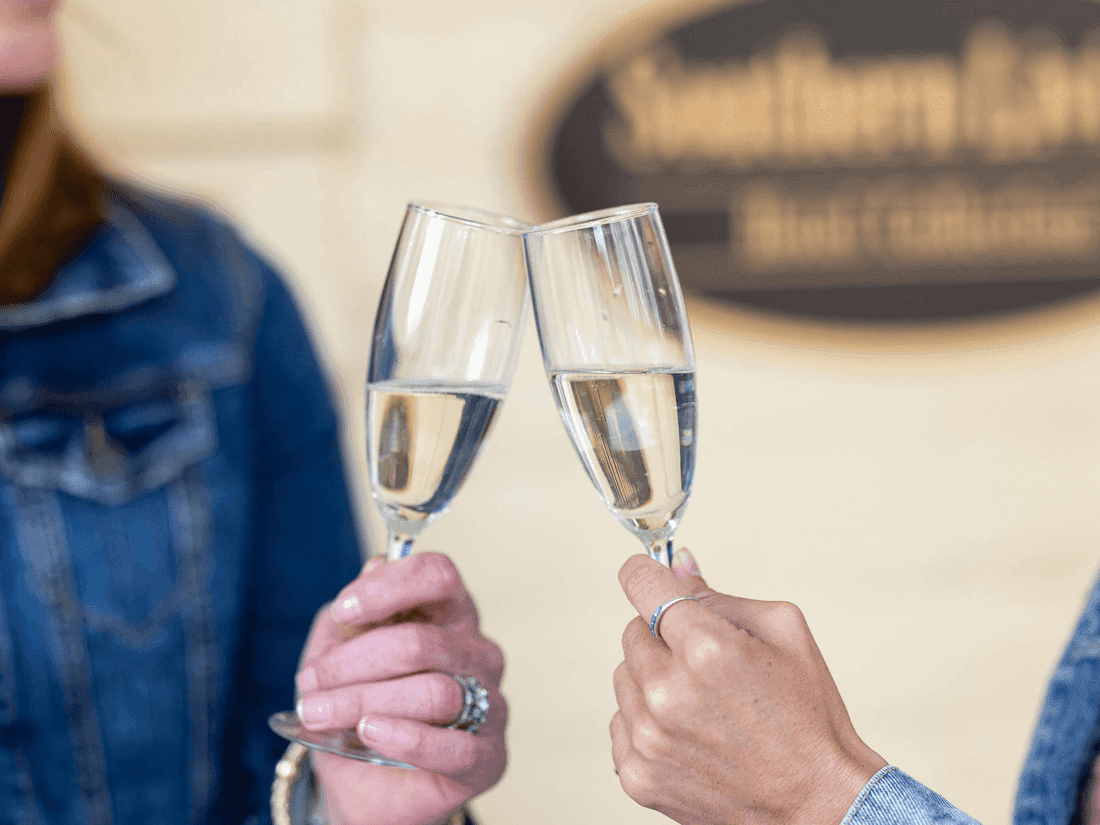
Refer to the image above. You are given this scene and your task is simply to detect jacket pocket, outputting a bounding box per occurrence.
[0,370,218,507]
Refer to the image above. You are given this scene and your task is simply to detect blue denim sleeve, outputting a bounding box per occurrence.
[842,767,982,825]
[221,259,365,825]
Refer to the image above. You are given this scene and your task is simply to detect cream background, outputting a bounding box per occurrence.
[55,1,1100,824]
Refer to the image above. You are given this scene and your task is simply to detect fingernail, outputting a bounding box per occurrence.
[296,666,318,694]
[362,556,385,574]
[673,547,700,577]
[331,592,362,623]
[358,716,392,741]
[297,696,333,726]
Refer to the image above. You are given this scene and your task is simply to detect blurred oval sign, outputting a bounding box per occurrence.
[530,0,1100,320]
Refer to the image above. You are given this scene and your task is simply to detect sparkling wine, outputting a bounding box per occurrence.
[549,369,696,541]
[367,381,503,530]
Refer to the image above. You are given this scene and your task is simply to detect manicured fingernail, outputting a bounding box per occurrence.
[331,592,362,623]
[362,556,385,574]
[296,666,318,693]
[673,548,700,577]
[297,696,333,726]
[358,716,392,741]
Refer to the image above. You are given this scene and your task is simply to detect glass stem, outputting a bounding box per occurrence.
[386,532,415,561]
[646,538,674,567]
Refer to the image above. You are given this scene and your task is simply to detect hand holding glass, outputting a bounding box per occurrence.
[269,202,528,762]
[525,203,696,567]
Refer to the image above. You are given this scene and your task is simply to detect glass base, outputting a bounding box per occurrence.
[268,711,416,768]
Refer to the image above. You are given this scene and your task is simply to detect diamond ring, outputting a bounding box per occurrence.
[447,675,489,734]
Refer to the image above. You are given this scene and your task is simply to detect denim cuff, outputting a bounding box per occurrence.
[842,766,982,825]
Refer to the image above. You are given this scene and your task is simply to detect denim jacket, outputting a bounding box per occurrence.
[0,186,363,825]
[843,569,1100,825]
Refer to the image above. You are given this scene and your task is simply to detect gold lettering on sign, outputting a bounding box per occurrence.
[605,23,1100,171]
[737,176,1100,272]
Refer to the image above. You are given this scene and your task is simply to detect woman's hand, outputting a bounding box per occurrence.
[612,550,886,825]
[296,553,507,825]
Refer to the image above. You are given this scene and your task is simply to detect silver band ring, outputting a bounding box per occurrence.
[649,596,700,641]
[447,675,489,734]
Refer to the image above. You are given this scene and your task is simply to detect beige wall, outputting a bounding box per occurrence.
[57,2,1100,824]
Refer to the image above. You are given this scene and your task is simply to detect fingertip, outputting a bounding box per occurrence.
[297,695,333,728]
[361,555,386,575]
[673,549,718,602]
[357,715,416,758]
[672,548,711,595]
[671,547,701,577]
[357,715,391,743]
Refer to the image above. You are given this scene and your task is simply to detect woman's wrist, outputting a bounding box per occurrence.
[271,743,468,825]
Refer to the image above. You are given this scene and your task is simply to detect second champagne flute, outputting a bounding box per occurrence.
[525,203,696,567]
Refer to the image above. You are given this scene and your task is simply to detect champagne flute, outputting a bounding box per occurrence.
[270,201,529,762]
[524,203,696,567]
[365,202,529,559]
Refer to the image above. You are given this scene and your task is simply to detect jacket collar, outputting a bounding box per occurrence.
[0,84,176,331]
[0,85,107,306]
[0,195,176,331]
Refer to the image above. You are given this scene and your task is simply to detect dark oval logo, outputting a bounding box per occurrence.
[525,0,1100,321]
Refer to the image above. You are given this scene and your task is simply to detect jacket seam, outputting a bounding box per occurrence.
[842,766,899,825]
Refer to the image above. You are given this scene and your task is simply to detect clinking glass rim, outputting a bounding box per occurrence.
[526,202,659,237]
[409,201,531,235]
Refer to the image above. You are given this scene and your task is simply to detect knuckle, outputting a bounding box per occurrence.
[492,736,508,779]
[609,711,624,741]
[456,634,492,676]
[478,638,505,681]
[489,690,509,728]
[643,679,674,717]
[767,600,809,639]
[683,627,727,673]
[622,616,648,653]
[487,639,505,676]
[617,758,658,808]
[465,736,505,793]
[416,553,461,596]
[631,717,665,760]
[481,733,507,783]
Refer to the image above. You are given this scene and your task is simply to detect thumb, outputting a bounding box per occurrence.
[670,548,713,597]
